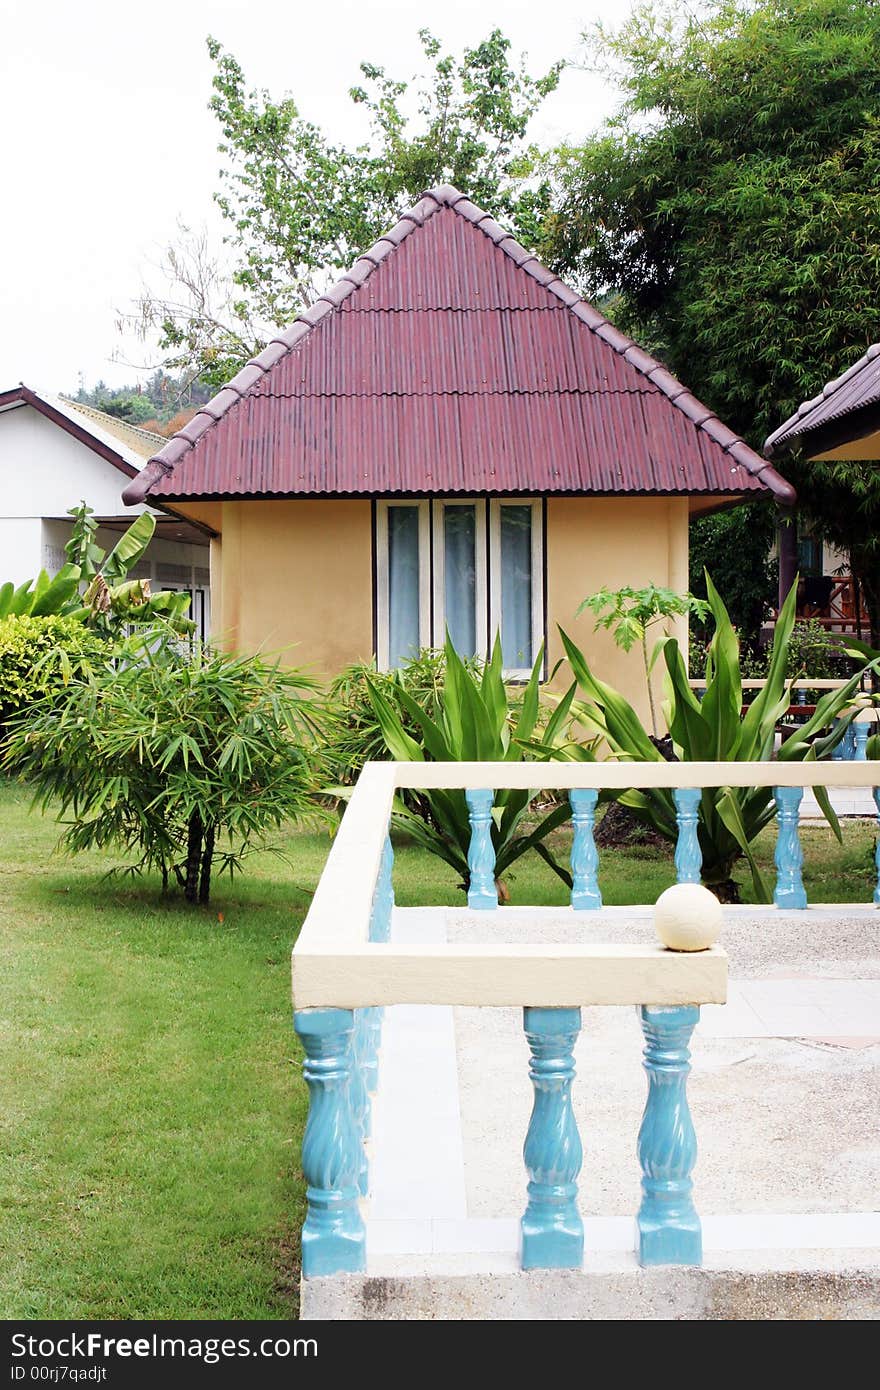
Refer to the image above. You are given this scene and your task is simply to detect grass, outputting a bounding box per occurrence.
[2,778,877,1319]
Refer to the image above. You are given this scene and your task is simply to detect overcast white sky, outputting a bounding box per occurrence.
[0,0,624,394]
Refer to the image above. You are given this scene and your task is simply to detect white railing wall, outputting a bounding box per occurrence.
[292,759,880,1280]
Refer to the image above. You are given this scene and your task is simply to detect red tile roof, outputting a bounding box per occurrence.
[765,343,880,456]
[123,186,794,506]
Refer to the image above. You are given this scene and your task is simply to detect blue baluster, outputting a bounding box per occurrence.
[294,1008,366,1276]
[520,1006,583,1270]
[370,833,395,942]
[873,789,880,907]
[854,719,870,761]
[349,1012,370,1196]
[845,723,857,760]
[636,1004,702,1267]
[673,788,702,885]
[773,785,807,909]
[570,788,601,910]
[361,1006,381,1103]
[831,717,844,761]
[466,788,498,910]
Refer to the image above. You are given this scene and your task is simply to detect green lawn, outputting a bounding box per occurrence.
[1,777,877,1319]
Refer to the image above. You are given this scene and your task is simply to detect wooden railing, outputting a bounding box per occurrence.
[291,759,880,1281]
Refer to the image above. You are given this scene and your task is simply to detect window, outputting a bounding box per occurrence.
[375,501,430,668]
[376,499,544,677]
[432,499,488,661]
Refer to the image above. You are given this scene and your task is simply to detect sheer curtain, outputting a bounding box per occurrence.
[387,506,421,667]
[500,505,532,668]
[444,505,477,656]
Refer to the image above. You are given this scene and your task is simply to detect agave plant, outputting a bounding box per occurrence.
[366,633,579,895]
[558,576,873,901]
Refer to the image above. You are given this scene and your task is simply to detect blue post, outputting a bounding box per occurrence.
[370,833,394,943]
[673,788,702,885]
[520,1006,584,1270]
[773,785,807,909]
[854,720,870,761]
[844,723,857,760]
[570,788,602,910]
[874,788,880,907]
[636,1005,702,1267]
[294,1008,366,1276]
[466,788,498,910]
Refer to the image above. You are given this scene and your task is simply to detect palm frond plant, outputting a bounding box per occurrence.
[365,633,581,897]
[557,576,874,902]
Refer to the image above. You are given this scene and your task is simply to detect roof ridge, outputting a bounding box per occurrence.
[247,385,662,400]
[61,395,166,447]
[123,183,794,506]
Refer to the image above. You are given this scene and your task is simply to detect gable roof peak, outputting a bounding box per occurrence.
[123,185,795,507]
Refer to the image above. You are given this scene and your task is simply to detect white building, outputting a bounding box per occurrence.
[0,385,211,638]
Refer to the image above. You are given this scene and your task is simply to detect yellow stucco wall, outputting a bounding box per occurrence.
[546,497,690,726]
[204,495,689,715]
[215,499,374,676]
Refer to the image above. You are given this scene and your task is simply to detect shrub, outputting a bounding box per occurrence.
[0,614,107,731]
[322,647,484,787]
[784,619,851,681]
[4,627,324,903]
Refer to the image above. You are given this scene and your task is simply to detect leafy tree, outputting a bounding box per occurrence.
[130,30,561,388]
[545,0,880,637]
[73,370,213,425]
[5,630,324,904]
[688,504,778,656]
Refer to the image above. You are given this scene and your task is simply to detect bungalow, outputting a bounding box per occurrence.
[0,386,212,639]
[765,343,880,627]
[122,185,793,714]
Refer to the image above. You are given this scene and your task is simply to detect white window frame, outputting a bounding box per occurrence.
[489,498,544,679]
[431,499,488,660]
[375,499,431,671]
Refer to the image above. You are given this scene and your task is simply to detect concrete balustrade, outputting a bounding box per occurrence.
[292,758,880,1282]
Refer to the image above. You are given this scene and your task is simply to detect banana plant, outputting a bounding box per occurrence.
[0,503,193,635]
[557,575,875,901]
[366,632,580,894]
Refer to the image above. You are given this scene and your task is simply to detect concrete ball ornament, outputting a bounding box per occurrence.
[654,883,722,952]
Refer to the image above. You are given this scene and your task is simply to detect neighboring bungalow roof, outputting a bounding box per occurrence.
[764,343,880,458]
[123,186,795,507]
[0,384,164,477]
[63,398,165,461]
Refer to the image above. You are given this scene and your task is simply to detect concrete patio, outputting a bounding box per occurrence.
[302,900,880,1320]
